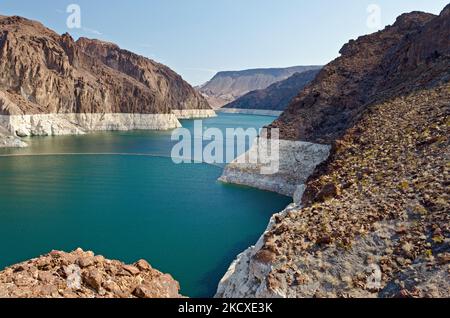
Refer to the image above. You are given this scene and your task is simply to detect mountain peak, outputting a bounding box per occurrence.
[271,7,449,143]
[392,11,435,30]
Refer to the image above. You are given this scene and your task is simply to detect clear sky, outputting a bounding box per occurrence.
[1,0,447,85]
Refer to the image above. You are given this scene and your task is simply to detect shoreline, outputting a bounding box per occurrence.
[215,138,331,297]
[172,109,217,119]
[1,113,331,298]
[217,108,283,117]
[0,110,217,148]
[218,138,331,201]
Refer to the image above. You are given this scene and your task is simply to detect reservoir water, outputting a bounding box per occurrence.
[0,114,291,297]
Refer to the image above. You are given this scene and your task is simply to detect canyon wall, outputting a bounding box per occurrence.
[217,5,450,298]
[0,15,214,147]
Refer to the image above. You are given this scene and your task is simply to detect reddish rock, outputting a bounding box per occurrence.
[82,268,103,292]
[133,285,155,298]
[0,15,210,118]
[135,260,152,272]
[0,249,183,298]
[37,271,55,284]
[270,9,449,143]
[122,265,140,276]
[315,183,340,202]
[76,257,95,268]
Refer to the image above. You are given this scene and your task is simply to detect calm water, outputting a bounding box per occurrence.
[0,114,291,297]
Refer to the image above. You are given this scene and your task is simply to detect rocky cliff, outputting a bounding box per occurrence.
[270,9,449,143]
[76,37,211,113]
[217,5,449,298]
[0,15,214,146]
[223,69,321,112]
[198,66,322,108]
[0,249,182,298]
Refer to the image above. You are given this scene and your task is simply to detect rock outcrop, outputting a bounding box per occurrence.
[223,69,321,112]
[217,5,449,298]
[76,37,211,113]
[198,66,322,108]
[0,124,26,147]
[0,249,183,298]
[219,139,330,200]
[270,9,449,143]
[218,83,449,298]
[0,15,214,147]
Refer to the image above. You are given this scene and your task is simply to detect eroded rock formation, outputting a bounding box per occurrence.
[0,249,183,298]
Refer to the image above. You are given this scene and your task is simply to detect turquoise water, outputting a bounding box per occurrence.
[0,114,291,297]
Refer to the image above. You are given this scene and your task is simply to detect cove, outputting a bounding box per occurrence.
[0,114,292,297]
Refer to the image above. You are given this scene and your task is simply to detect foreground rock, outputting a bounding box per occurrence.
[0,249,182,298]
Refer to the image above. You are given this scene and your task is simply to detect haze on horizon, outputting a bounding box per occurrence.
[1,0,447,85]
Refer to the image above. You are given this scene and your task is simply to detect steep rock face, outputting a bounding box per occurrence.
[76,37,210,112]
[198,66,322,108]
[217,82,450,299]
[0,16,165,115]
[0,15,213,145]
[0,249,183,298]
[224,69,321,111]
[217,6,449,298]
[218,10,448,198]
[219,139,330,199]
[270,10,449,143]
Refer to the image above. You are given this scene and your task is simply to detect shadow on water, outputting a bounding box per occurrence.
[196,235,260,298]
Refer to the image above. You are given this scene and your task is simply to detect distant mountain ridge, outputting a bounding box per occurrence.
[223,69,321,111]
[197,65,322,108]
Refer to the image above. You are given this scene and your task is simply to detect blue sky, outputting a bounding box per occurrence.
[1,0,447,85]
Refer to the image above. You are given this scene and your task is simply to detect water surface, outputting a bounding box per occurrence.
[0,114,291,297]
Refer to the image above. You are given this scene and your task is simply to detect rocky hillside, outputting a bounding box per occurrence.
[0,15,214,145]
[198,66,322,108]
[270,8,449,143]
[217,5,449,298]
[223,69,320,111]
[76,38,210,112]
[0,249,182,298]
[0,15,209,116]
[218,83,449,298]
